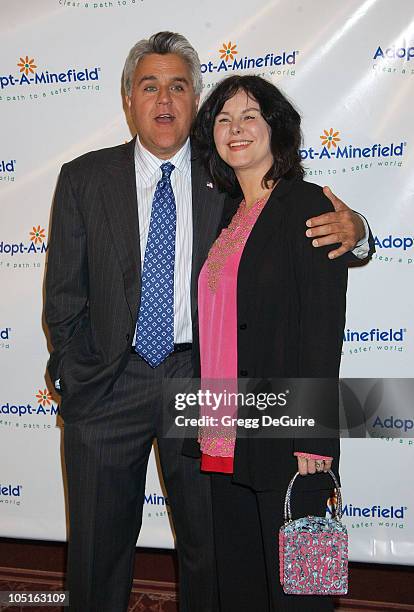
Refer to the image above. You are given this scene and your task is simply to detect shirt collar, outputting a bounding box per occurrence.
[134,137,191,182]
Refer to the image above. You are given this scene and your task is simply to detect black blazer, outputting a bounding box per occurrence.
[188,177,352,493]
[44,138,225,421]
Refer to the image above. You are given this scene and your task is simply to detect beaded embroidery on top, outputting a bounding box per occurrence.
[199,195,269,459]
[207,195,269,292]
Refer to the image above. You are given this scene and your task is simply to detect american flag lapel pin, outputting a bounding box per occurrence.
[206,181,214,189]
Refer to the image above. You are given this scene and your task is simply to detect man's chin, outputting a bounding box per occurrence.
[149,135,186,159]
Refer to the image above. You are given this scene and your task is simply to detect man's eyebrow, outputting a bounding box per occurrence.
[137,75,190,85]
[137,75,156,84]
[170,76,190,84]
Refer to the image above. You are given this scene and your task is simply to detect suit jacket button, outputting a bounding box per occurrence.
[126,334,130,341]
[240,370,248,377]
[239,323,247,330]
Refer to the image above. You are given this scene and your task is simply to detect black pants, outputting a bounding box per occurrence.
[211,473,334,612]
[63,351,217,612]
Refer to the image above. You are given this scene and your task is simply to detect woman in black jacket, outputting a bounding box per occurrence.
[191,75,348,611]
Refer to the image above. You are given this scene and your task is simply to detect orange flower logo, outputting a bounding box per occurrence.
[30,226,46,244]
[17,55,37,76]
[219,41,238,62]
[36,388,53,407]
[320,128,341,149]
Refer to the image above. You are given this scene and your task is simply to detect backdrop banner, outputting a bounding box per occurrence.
[0,0,413,565]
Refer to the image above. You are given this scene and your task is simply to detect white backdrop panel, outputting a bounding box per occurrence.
[1,0,413,564]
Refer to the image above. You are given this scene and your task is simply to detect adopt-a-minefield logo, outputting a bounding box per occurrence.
[0,482,23,507]
[0,54,101,102]
[371,414,414,436]
[0,388,59,431]
[372,42,414,77]
[301,128,407,177]
[373,233,414,266]
[143,490,170,520]
[201,41,298,84]
[375,234,414,252]
[327,495,408,529]
[0,226,47,263]
[0,327,12,350]
[0,158,16,183]
[343,326,407,357]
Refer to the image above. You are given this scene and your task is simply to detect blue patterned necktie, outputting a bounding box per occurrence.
[134,162,176,367]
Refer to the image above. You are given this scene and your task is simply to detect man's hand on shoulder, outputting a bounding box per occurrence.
[305,186,366,259]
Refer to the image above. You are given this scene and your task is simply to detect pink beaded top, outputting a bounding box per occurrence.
[197,193,332,473]
[198,196,269,470]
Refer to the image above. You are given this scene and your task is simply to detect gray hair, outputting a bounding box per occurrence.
[123,31,202,97]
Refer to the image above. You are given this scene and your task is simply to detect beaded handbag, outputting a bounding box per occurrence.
[279,470,348,595]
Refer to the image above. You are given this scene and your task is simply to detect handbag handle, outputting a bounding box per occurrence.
[283,469,343,522]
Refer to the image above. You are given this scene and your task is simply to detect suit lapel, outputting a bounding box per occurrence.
[101,141,225,326]
[238,178,296,309]
[101,138,141,323]
[241,178,295,261]
[190,154,224,320]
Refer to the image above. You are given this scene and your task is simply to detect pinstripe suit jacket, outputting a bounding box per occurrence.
[44,137,225,420]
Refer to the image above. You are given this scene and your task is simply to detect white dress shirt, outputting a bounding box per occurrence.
[133,137,193,344]
[353,216,370,258]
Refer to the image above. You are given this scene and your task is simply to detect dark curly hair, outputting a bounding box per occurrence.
[192,75,304,195]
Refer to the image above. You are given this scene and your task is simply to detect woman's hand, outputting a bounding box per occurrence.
[295,453,332,475]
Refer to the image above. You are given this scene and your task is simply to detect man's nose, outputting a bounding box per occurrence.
[157,87,172,105]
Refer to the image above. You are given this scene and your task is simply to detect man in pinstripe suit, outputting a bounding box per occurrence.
[45,32,369,612]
